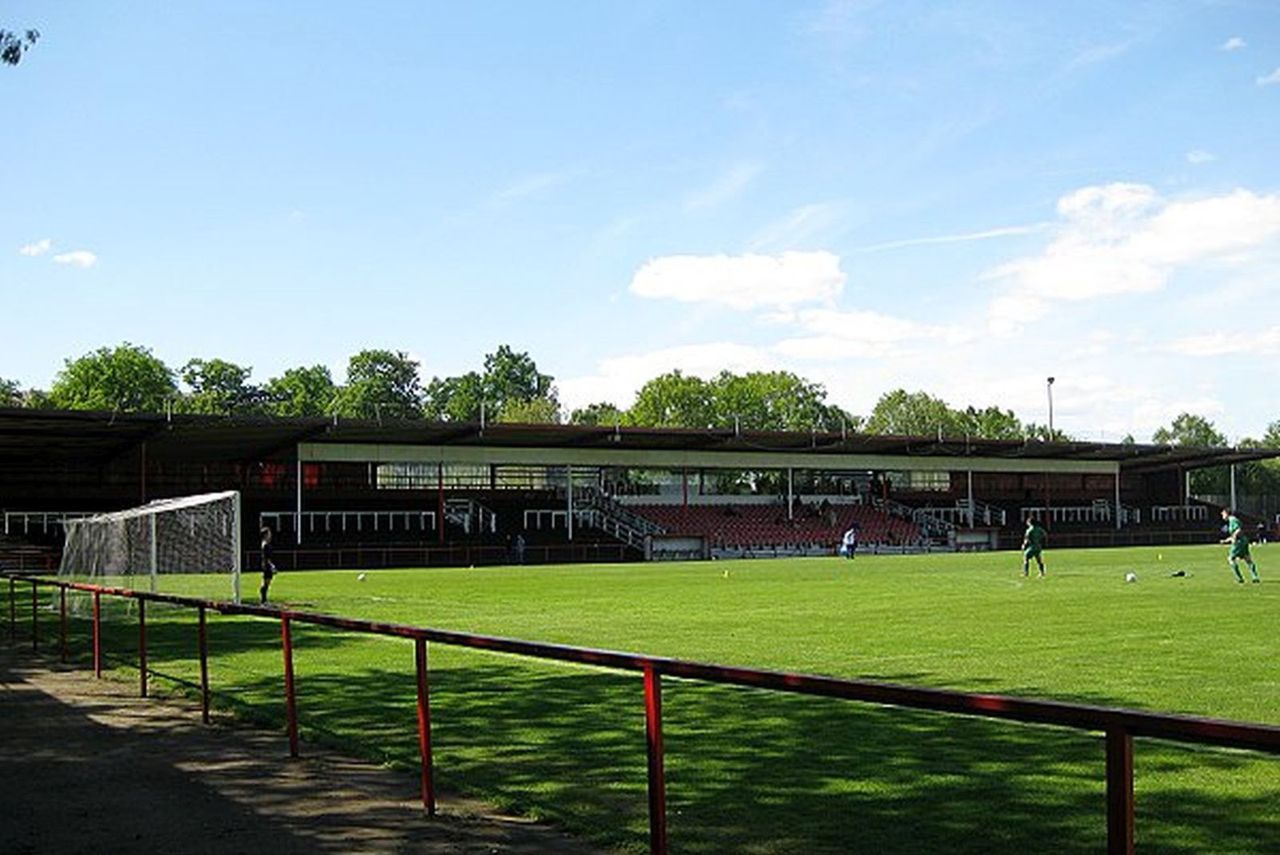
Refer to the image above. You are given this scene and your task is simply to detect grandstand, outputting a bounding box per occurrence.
[0,407,1277,570]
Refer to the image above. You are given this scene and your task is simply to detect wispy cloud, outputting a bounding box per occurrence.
[747,202,845,252]
[850,224,1042,254]
[1066,41,1132,71]
[18,238,52,257]
[492,171,570,206]
[630,251,844,310]
[1257,68,1280,87]
[1220,37,1246,52]
[1185,149,1215,165]
[1166,326,1280,357]
[52,250,98,269]
[683,161,763,211]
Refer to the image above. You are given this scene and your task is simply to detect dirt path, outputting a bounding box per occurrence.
[0,643,604,855]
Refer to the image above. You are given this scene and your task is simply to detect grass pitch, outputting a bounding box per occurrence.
[53,545,1279,853]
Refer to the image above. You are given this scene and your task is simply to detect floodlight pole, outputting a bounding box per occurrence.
[1045,377,1055,525]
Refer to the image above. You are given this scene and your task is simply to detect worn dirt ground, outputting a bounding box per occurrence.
[0,643,604,854]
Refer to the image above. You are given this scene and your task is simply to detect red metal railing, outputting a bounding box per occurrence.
[5,573,1279,855]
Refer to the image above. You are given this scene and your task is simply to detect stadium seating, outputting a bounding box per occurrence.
[629,502,921,553]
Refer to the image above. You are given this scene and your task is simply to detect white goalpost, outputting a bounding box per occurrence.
[59,491,243,607]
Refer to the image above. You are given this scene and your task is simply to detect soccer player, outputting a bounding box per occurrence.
[259,526,278,604]
[1021,516,1047,578]
[840,524,859,559]
[1220,508,1261,584]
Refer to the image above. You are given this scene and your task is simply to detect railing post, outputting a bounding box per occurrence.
[281,614,299,757]
[414,637,436,815]
[59,586,67,663]
[31,580,38,651]
[92,591,102,678]
[198,605,210,724]
[8,577,14,641]
[644,663,668,855]
[138,599,148,698]
[1106,727,1135,855]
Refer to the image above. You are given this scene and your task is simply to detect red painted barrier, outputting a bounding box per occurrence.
[9,573,1280,855]
[414,638,435,815]
[281,615,299,758]
[138,599,148,698]
[198,605,210,724]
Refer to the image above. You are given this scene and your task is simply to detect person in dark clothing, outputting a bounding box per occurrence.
[259,526,278,604]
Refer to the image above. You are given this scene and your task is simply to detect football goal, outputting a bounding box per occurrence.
[59,491,242,609]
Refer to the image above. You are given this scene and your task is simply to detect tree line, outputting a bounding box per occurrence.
[2,342,1277,493]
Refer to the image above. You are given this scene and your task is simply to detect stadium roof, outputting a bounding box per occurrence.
[1,407,1276,475]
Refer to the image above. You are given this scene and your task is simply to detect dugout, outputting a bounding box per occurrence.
[1,407,1277,569]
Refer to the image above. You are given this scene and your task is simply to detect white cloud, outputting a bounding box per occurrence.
[984,184,1280,330]
[52,250,98,269]
[1166,326,1280,357]
[1220,37,1246,52]
[1257,68,1280,87]
[1185,149,1215,165]
[684,161,764,211]
[630,250,845,310]
[18,238,52,257]
[773,308,971,360]
[558,342,773,411]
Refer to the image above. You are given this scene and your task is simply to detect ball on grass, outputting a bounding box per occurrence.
[1125,572,1137,583]
[357,572,367,582]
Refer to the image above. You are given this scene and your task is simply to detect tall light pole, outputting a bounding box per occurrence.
[1045,377,1055,525]
[1046,376,1055,439]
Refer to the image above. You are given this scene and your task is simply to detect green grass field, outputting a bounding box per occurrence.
[40,544,1280,853]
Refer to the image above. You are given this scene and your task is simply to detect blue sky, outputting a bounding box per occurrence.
[4,1,1279,441]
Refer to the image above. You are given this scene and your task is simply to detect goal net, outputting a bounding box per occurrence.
[59,491,242,612]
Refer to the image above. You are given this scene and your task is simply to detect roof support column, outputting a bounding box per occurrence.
[966,471,974,528]
[1115,470,1121,530]
[1230,464,1237,511]
[567,465,574,542]
[787,468,794,521]
[296,456,303,545]
[437,463,445,545]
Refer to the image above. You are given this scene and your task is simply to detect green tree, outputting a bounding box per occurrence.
[333,350,423,420]
[1022,422,1072,442]
[1152,413,1230,495]
[264,365,338,417]
[864,390,960,436]
[177,358,264,416]
[0,377,21,407]
[627,371,715,428]
[710,370,853,432]
[569,402,626,426]
[422,372,485,422]
[956,405,1024,440]
[423,346,559,423]
[498,396,562,424]
[1,29,38,65]
[1151,413,1227,448]
[49,343,177,413]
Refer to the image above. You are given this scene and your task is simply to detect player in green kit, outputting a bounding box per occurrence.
[1220,508,1261,584]
[1021,516,1047,577]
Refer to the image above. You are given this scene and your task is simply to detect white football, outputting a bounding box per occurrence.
[1125,572,1137,583]
[357,573,367,582]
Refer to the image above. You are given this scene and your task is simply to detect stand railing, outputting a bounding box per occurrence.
[4,573,1278,855]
